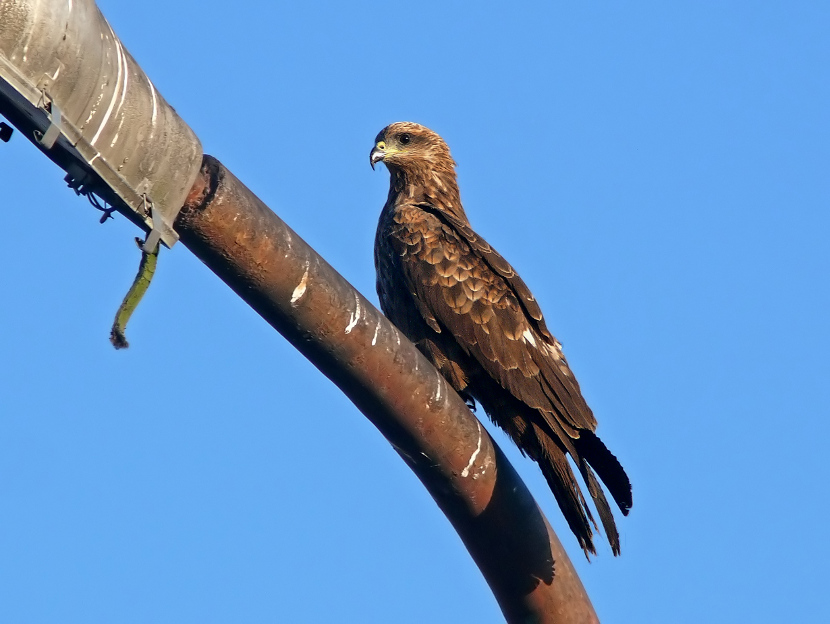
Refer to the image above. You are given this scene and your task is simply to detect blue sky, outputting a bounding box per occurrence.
[2,1,828,622]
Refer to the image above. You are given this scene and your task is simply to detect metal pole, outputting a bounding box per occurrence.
[175,156,600,624]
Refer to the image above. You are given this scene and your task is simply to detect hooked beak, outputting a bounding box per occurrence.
[370,142,386,170]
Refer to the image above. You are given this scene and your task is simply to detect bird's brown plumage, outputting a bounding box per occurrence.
[371,122,632,556]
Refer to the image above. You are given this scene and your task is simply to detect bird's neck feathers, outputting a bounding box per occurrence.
[386,161,468,222]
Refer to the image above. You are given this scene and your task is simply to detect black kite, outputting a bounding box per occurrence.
[371,122,632,556]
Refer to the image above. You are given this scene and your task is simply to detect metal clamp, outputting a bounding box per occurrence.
[141,194,175,252]
[35,94,62,149]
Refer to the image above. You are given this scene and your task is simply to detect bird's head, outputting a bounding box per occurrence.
[370,122,456,175]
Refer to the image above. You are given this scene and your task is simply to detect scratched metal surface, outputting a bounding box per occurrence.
[0,0,201,246]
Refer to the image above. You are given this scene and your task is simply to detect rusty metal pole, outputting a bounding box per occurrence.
[175,156,599,624]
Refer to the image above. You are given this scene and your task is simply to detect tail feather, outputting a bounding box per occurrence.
[480,392,631,556]
[532,422,599,556]
[531,420,632,557]
[575,430,632,515]
[578,459,622,556]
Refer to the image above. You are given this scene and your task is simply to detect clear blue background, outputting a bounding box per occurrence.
[2,1,828,622]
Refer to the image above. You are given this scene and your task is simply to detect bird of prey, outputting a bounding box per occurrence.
[370,122,632,556]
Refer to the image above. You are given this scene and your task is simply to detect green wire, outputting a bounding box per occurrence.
[110,238,159,349]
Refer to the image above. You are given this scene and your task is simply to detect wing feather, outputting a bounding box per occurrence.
[394,203,596,436]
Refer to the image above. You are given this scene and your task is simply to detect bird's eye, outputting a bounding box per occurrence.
[399,133,411,145]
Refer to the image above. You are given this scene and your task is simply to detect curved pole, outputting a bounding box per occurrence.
[175,156,599,624]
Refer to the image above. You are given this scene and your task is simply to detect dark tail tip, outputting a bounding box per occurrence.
[576,430,632,515]
[110,328,129,350]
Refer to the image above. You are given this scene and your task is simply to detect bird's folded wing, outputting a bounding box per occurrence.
[401,204,597,433]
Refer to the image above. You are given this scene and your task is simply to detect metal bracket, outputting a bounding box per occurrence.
[35,94,62,149]
[141,195,176,252]
[135,178,178,249]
